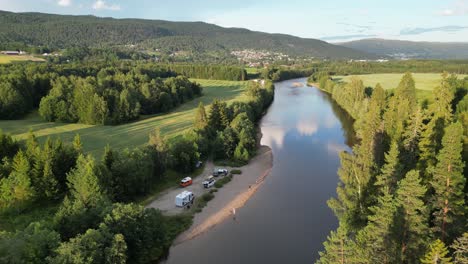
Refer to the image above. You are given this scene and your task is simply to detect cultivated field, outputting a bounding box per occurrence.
[334,73,467,90]
[0,54,45,64]
[333,73,467,102]
[0,79,249,157]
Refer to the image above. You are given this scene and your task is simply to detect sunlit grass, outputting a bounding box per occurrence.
[0,79,249,158]
[0,54,45,64]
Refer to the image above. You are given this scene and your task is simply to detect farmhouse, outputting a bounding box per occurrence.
[1,51,20,55]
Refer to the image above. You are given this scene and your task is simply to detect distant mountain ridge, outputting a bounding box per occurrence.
[0,10,375,59]
[339,38,468,59]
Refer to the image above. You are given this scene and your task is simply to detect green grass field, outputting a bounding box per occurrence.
[334,73,467,90]
[0,54,45,64]
[333,73,467,102]
[0,79,249,158]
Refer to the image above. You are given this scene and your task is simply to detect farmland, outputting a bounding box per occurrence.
[0,54,45,63]
[333,73,467,102]
[333,73,467,90]
[0,79,249,157]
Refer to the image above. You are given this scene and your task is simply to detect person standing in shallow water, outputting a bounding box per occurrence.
[232,208,236,221]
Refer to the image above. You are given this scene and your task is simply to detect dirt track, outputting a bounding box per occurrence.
[146,146,273,242]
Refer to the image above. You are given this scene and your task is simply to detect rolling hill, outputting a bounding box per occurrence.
[339,38,468,59]
[0,10,375,59]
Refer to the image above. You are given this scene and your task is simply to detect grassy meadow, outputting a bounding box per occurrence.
[0,54,45,64]
[0,79,249,158]
[333,73,467,102]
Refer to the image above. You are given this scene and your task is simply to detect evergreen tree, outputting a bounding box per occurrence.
[317,225,357,264]
[328,151,371,229]
[430,122,465,241]
[194,102,208,130]
[105,233,128,264]
[395,170,429,263]
[375,140,403,194]
[451,233,468,264]
[207,99,224,133]
[0,150,35,208]
[421,239,453,264]
[402,107,425,169]
[72,134,83,154]
[383,73,417,141]
[355,190,398,263]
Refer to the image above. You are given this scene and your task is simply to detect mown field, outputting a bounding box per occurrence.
[0,79,249,158]
[333,73,467,102]
[0,54,45,63]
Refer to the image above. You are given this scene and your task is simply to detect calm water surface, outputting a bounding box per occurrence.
[165,78,355,264]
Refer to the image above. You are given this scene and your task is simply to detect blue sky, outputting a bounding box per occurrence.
[1,0,468,42]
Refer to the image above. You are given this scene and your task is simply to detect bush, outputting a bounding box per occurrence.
[209,188,218,193]
[201,192,214,202]
[214,175,232,188]
[231,169,242,175]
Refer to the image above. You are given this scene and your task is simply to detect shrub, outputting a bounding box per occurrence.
[214,175,232,188]
[231,169,242,175]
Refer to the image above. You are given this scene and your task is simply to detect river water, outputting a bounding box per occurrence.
[165,78,355,264]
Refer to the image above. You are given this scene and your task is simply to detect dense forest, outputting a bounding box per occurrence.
[312,60,468,75]
[0,10,374,59]
[339,38,468,60]
[315,72,467,263]
[0,62,246,123]
[0,78,274,263]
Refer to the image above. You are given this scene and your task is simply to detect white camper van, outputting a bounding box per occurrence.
[175,191,194,207]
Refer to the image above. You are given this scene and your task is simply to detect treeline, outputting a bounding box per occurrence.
[189,80,275,164]
[164,64,247,81]
[316,73,468,263]
[39,73,201,125]
[312,60,468,75]
[0,131,191,263]
[261,67,315,82]
[0,62,211,122]
[0,79,275,263]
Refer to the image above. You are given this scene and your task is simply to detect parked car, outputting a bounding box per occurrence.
[180,177,193,187]
[195,161,203,168]
[202,176,216,188]
[213,168,228,177]
[175,191,194,207]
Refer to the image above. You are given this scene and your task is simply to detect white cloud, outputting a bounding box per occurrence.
[57,0,71,7]
[92,0,121,11]
[440,0,468,16]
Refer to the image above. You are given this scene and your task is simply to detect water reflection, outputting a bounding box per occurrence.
[164,78,356,264]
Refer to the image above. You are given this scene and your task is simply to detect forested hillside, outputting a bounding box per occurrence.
[0,10,374,59]
[339,38,468,59]
[315,72,468,263]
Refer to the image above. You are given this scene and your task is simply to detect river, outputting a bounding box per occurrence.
[164,78,355,263]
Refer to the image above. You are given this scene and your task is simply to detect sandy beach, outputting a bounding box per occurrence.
[147,145,273,242]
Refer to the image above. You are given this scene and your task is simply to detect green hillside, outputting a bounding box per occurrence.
[339,38,468,59]
[0,10,374,59]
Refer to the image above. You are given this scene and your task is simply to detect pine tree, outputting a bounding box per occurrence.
[420,239,453,264]
[0,151,35,208]
[451,233,468,264]
[383,73,417,141]
[372,83,386,115]
[194,102,208,130]
[72,134,83,154]
[328,151,371,229]
[431,72,455,123]
[402,107,425,169]
[395,170,429,263]
[66,154,106,207]
[41,155,59,199]
[148,128,167,153]
[318,225,357,264]
[207,99,224,133]
[105,233,127,264]
[375,140,403,194]
[430,122,465,241]
[356,190,397,263]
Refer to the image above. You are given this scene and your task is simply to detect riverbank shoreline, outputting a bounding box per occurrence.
[174,145,273,243]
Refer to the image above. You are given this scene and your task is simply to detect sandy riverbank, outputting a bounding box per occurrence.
[147,145,273,242]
